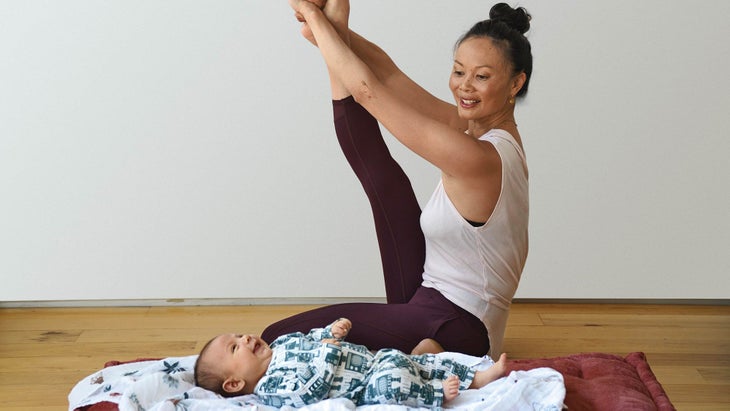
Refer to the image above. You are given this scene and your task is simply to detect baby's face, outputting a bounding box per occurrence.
[206,333,273,393]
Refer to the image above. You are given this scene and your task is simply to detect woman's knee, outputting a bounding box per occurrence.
[434,316,489,356]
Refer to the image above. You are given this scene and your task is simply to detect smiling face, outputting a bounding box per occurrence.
[449,37,525,128]
[202,333,273,395]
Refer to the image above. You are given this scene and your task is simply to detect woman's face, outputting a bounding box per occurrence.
[449,37,522,122]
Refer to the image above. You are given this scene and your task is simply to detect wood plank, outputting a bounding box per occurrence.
[662,384,730,404]
[0,305,319,331]
[0,329,82,344]
[649,365,709,385]
[505,324,728,341]
[3,384,72,407]
[1,407,63,411]
[697,366,730,384]
[0,341,197,358]
[538,312,730,328]
[643,353,730,367]
[75,327,233,343]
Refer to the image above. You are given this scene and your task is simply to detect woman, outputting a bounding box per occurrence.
[262,0,532,357]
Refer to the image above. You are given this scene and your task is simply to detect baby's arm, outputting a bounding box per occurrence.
[330,318,352,339]
[306,318,352,343]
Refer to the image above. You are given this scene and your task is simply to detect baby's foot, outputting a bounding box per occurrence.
[471,353,508,389]
[443,375,460,402]
[491,353,508,377]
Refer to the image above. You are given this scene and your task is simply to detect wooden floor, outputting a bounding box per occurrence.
[1,302,728,411]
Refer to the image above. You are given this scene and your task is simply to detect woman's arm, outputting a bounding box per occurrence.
[291,0,497,179]
[348,31,467,133]
[299,1,466,132]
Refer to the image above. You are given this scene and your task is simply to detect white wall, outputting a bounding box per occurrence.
[1,1,728,303]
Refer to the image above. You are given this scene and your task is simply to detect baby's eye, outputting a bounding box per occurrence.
[476,74,489,80]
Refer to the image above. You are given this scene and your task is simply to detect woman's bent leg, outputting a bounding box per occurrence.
[333,97,425,304]
[261,287,490,356]
[262,302,428,352]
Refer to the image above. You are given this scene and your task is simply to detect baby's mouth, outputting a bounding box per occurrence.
[253,341,266,355]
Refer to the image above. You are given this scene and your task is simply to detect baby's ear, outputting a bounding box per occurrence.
[222,377,245,394]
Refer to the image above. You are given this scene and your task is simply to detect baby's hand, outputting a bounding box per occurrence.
[331,318,352,339]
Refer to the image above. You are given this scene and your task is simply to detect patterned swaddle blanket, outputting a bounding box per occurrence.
[69,352,565,411]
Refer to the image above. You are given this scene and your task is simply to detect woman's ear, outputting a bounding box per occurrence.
[511,72,527,97]
[223,377,245,394]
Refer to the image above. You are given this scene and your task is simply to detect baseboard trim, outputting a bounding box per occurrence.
[0,297,388,308]
[513,298,730,306]
[0,297,727,308]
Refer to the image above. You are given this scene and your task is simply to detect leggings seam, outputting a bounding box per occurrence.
[341,101,409,303]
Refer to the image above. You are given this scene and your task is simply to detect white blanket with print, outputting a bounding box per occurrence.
[69,353,565,411]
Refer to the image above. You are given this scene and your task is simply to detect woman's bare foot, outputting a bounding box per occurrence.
[293,0,326,23]
[322,0,350,42]
[443,375,460,402]
[411,338,445,355]
[297,0,349,48]
[470,353,508,389]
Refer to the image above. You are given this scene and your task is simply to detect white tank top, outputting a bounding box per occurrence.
[420,129,529,357]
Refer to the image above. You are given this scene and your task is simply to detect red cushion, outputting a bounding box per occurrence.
[506,352,675,411]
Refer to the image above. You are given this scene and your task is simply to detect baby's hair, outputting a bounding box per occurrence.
[456,3,533,97]
[194,336,229,396]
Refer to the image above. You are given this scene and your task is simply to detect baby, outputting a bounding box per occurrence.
[195,318,507,408]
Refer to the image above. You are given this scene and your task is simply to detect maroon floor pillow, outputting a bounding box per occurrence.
[506,352,675,411]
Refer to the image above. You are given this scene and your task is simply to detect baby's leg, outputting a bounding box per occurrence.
[470,353,508,389]
[360,349,461,408]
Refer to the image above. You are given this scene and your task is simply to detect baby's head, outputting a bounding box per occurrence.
[194,333,273,397]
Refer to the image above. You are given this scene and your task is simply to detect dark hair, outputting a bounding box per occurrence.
[194,336,230,396]
[456,3,533,97]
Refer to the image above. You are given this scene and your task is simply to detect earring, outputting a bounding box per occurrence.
[509,96,515,104]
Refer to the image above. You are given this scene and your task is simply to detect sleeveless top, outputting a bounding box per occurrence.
[420,129,529,356]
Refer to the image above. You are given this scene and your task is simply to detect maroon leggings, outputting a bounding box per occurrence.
[261,97,489,356]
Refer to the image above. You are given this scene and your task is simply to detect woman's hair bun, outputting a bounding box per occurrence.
[489,3,531,34]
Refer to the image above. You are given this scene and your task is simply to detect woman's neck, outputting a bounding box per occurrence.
[468,116,517,138]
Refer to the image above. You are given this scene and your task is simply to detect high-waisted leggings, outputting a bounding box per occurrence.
[261,96,490,356]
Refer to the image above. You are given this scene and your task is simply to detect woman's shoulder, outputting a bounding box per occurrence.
[479,128,525,156]
[478,128,516,142]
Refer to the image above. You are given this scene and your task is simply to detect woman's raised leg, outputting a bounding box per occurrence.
[304,0,425,303]
[333,97,425,303]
